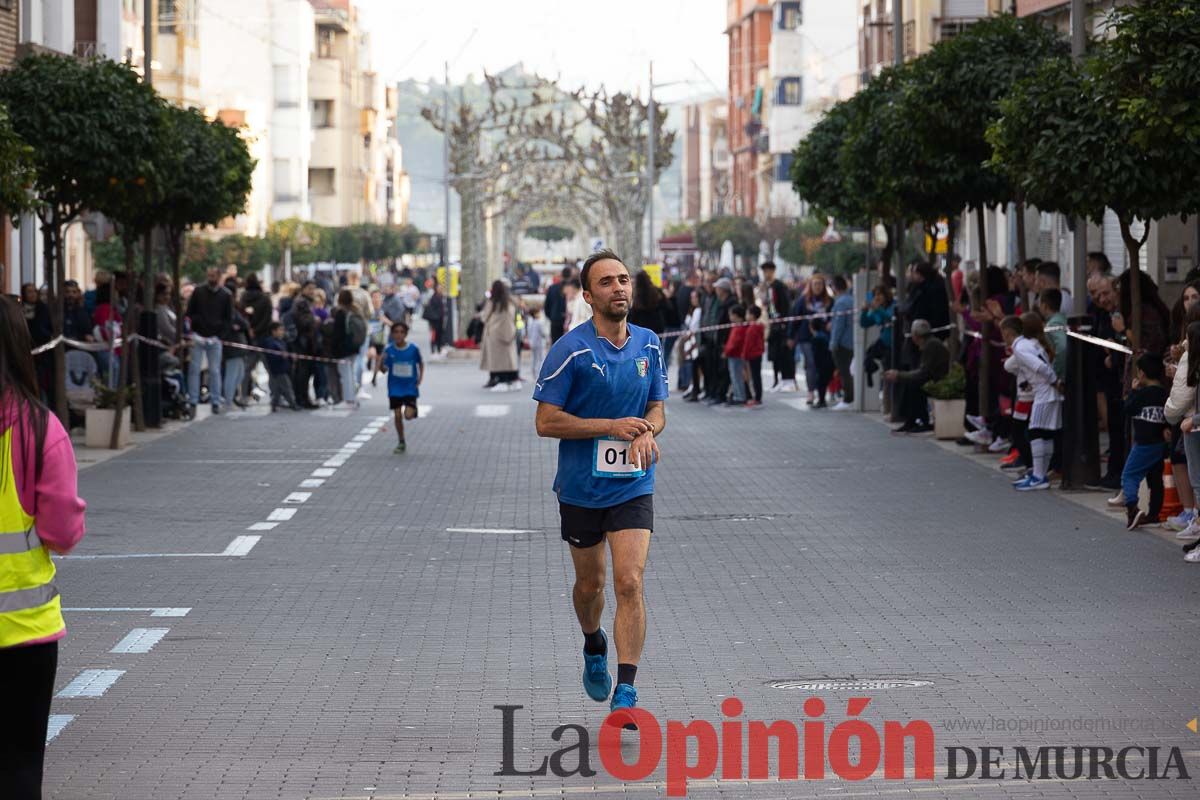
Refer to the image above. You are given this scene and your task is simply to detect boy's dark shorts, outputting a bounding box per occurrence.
[389,395,418,414]
[558,494,653,548]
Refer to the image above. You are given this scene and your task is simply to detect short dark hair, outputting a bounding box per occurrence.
[270,321,284,333]
[1000,315,1023,336]
[748,305,762,320]
[1037,261,1061,283]
[391,320,410,334]
[832,275,848,292]
[730,303,746,317]
[560,266,573,279]
[1020,258,1042,274]
[760,261,776,272]
[581,249,625,292]
[1137,352,1164,382]
[564,277,581,290]
[1039,288,1062,313]
[1088,252,1113,274]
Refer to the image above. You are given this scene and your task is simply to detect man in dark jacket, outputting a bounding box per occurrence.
[885,319,949,433]
[704,277,736,404]
[239,274,273,400]
[760,262,794,389]
[62,280,94,342]
[185,267,233,412]
[544,266,571,343]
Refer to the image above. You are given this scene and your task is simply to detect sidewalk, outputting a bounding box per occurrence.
[866,410,1191,550]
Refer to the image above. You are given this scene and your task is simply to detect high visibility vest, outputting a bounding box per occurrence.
[0,426,63,648]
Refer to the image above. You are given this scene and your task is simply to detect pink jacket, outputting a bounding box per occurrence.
[3,402,87,646]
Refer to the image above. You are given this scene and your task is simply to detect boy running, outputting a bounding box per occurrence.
[374,322,423,453]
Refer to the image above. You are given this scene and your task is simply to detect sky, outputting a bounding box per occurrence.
[354,0,728,102]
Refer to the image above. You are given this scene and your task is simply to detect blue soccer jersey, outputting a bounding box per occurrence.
[532,320,669,508]
[382,342,422,397]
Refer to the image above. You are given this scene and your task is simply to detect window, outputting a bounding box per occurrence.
[308,168,335,196]
[776,1,801,31]
[317,27,336,59]
[274,65,298,108]
[774,153,794,183]
[159,0,177,34]
[775,77,802,106]
[311,99,334,128]
[273,159,294,200]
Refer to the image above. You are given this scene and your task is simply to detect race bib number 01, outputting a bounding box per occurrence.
[592,438,646,479]
[391,362,414,379]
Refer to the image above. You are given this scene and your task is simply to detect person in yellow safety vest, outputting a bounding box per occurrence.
[0,295,87,800]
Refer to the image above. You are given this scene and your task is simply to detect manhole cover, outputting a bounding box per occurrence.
[769,679,933,691]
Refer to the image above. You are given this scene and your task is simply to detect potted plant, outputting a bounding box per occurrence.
[923,363,967,440]
[84,379,132,448]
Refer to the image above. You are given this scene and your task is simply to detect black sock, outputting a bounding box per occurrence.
[583,628,606,655]
[617,663,637,687]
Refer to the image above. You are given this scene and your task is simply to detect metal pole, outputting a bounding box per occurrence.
[893,0,904,68]
[443,60,453,339]
[1070,0,1088,302]
[647,61,655,268]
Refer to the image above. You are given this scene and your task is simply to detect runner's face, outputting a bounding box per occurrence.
[584,260,631,321]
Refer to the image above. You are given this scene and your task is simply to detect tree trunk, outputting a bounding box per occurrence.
[39,214,68,427]
[878,224,893,283]
[1118,215,1151,353]
[975,205,990,436]
[169,229,185,347]
[457,185,486,338]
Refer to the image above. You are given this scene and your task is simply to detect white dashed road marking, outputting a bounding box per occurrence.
[110,628,170,654]
[247,522,278,531]
[267,508,297,521]
[64,607,191,617]
[474,405,511,418]
[283,492,311,504]
[56,669,125,698]
[46,715,74,743]
[221,536,260,556]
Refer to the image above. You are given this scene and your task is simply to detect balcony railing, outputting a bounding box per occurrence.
[73,41,97,58]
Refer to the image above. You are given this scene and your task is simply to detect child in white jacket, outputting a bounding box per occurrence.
[1010,313,1061,492]
[1001,316,1034,479]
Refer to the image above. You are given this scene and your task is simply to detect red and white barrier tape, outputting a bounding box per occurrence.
[31,332,355,365]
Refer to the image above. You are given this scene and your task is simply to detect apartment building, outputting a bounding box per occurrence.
[679,95,730,224]
[767,0,858,222]
[725,0,771,220]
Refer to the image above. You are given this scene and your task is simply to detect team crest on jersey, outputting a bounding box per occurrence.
[635,357,649,378]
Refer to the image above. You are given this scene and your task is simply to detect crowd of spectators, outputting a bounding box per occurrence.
[20,263,450,420]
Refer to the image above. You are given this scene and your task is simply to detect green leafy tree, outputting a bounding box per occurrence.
[900,14,1068,267]
[267,218,329,272]
[695,215,761,259]
[0,54,166,423]
[152,105,253,348]
[790,102,868,227]
[990,57,1200,349]
[330,225,363,263]
[0,104,37,221]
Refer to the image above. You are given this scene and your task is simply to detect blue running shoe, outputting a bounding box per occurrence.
[582,628,612,702]
[609,682,639,730]
[1016,476,1050,492]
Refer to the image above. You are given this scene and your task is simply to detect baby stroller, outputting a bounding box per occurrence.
[160,357,195,420]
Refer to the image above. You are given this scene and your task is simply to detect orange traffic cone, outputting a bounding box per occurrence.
[1160,460,1183,522]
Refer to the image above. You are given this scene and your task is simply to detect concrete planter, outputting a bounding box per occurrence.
[932,398,966,440]
[85,407,130,449]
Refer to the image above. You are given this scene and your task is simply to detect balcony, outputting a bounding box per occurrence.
[74,41,97,58]
[312,1,351,32]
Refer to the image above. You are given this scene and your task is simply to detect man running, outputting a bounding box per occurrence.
[533,250,668,720]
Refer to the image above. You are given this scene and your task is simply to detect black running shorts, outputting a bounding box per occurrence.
[558,494,654,548]
[389,395,418,412]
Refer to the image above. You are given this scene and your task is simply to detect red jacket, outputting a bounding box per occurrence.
[741,322,765,359]
[724,323,747,358]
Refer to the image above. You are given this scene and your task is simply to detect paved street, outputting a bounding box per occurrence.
[46,335,1200,800]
